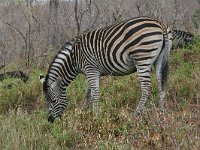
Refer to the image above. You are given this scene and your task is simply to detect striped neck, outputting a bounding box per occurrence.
[46,46,79,87]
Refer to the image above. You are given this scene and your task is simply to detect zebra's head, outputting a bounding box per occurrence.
[40,74,68,123]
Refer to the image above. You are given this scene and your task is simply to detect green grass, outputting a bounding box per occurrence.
[0,39,200,149]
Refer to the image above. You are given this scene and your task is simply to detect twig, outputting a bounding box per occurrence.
[3,22,27,45]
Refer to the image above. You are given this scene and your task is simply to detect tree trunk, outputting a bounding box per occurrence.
[47,0,59,50]
[74,0,80,35]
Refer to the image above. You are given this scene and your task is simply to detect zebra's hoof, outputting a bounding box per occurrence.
[83,103,92,111]
[159,108,165,114]
[134,105,146,116]
[159,105,165,113]
[134,109,143,116]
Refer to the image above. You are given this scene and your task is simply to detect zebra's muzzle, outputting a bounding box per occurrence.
[48,115,55,123]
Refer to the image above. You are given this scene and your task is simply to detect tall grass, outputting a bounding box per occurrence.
[0,38,200,149]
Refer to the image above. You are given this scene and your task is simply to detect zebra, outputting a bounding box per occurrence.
[171,29,194,49]
[40,16,172,123]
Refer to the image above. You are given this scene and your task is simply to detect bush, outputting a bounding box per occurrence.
[0,70,44,114]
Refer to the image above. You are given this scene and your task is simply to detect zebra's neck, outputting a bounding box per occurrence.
[46,47,79,87]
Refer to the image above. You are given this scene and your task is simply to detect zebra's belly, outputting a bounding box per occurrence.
[99,59,137,76]
[102,67,137,76]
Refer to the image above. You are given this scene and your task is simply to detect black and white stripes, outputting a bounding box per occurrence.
[40,16,172,123]
[172,29,194,49]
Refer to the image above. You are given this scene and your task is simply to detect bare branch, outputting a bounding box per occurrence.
[47,0,59,49]
[2,22,27,45]
[89,2,99,28]
[135,2,143,16]
[74,0,80,34]
[82,1,100,33]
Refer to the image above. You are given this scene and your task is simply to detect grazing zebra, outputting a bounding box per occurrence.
[40,16,172,123]
[172,29,194,49]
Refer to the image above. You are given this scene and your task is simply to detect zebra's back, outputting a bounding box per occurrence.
[77,16,170,76]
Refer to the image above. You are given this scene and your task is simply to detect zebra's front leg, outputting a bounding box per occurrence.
[83,88,92,109]
[86,71,100,116]
[135,69,152,115]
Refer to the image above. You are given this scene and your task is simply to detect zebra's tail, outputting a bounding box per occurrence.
[153,26,172,111]
[154,26,172,88]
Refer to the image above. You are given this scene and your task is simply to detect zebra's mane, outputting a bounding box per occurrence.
[61,38,78,52]
[45,38,78,86]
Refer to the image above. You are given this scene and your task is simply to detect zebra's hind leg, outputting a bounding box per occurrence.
[134,68,152,115]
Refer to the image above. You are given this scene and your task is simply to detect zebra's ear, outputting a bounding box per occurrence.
[39,74,45,84]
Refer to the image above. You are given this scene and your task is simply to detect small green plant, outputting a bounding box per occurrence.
[0,70,44,114]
